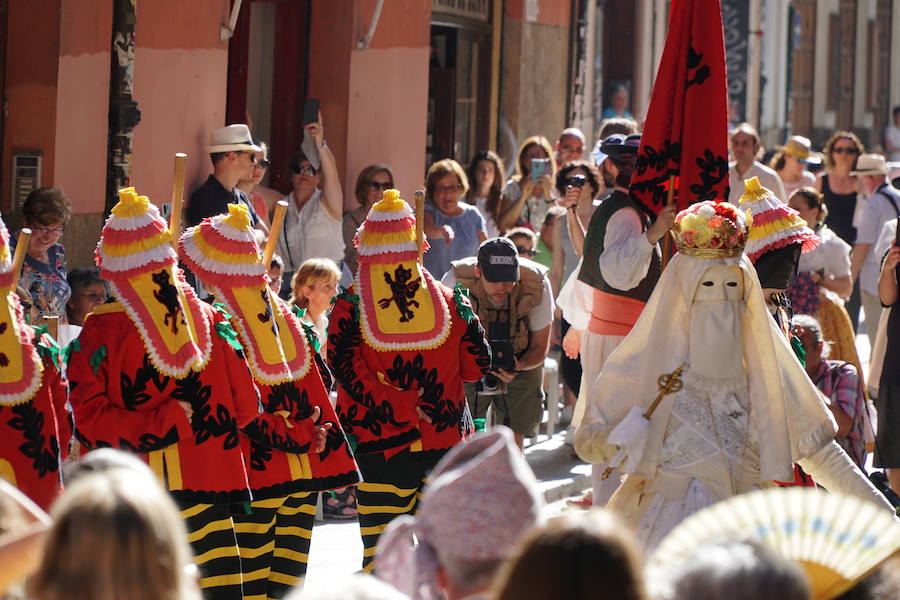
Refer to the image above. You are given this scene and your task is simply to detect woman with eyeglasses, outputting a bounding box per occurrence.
[343,164,395,274]
[274,113,345,293]
[770,136,819,199]
[236,141,281,231]
[65,267,108,328]
[422,158,487,279]
[814,130,865,327]
[11,187,72,324]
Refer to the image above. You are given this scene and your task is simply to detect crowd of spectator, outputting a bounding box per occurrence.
[4,98,900,600]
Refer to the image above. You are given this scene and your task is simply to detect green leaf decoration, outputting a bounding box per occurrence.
[90,345,108,376]
[212,302,234,321]
[31,326,61,369]
[62,338,81,365]
[215,320,244,351]
[791,335,806,368]
[346,433,359,453]
[452,283,475,322]
[336,288,360,305]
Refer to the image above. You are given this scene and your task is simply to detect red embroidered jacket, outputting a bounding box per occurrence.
[327,284,490,458]
[68,301,320,504]
[0,331,67,510]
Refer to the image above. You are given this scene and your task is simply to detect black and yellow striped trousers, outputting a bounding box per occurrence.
[178,502,243,600]
[233,491,317,600]
[355,448,438,573]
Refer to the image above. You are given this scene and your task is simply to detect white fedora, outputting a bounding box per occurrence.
[849,153,891,177]
[206,124,262,154]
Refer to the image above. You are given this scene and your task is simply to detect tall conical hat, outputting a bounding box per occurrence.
[352,190,450,352]
[95,188,212,378]
[0,214,43,405]
[179,204,311,384]
[740,177,817,262]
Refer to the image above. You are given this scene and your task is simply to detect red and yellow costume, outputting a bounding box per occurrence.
[179,204,359,598]
[327,189,490,571]
[68,188,268,600]
[0,215,68,510]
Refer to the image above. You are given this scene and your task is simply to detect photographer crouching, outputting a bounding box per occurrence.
[442,238,554,449]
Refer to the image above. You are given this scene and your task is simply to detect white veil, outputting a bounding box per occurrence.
[576,252,836,483]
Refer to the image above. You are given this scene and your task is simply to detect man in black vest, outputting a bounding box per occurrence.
[563,133,675,506]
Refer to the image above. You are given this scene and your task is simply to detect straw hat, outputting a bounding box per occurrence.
[775,135,822,165]
[849,153,891,177]
[205,124,262,154]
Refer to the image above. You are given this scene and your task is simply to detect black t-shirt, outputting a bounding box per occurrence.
[186,175,260,227]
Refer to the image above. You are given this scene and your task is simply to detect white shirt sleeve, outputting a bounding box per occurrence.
[597,207,656,291]
[440,270,457,288]
[824,236,852,279]
[856,196,893,245]
[528,274,555,331]
[556,264,592,330]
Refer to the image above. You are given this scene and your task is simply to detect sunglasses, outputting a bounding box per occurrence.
[254,159,270,169]
[365,181,393,191]
[832,147,859,155]
[516,246,537,257]
[291,164,317,176]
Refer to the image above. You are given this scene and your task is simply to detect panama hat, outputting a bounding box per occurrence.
[205,124,262,154]
[776,135,823,165]
[849,153,891,177]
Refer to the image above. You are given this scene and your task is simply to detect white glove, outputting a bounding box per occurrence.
[797,441,895,513]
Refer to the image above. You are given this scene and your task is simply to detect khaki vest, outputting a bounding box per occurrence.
[451,257,545,356]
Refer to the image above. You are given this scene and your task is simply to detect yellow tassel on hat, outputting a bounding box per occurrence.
[223,203,251,231]
[373,189,405,212]
[111,187,152,219]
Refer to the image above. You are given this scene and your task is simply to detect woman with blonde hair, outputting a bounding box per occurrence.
[499,136,558,232]
[290,258,356,520]
[290,257,343,358]
[28,469,201,600]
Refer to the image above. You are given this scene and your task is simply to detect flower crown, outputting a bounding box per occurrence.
[670,201,749,258]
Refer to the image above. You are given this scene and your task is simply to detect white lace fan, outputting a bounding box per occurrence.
[648,487,900,599]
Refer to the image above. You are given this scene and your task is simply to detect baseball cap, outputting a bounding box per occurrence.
[477,238,520,283]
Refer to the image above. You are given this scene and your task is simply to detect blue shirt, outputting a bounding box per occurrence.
[423,202,485,280]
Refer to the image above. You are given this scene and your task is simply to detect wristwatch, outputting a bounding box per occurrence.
[318,140,328,151]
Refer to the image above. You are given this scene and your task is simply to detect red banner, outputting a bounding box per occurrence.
[630,0,730,215]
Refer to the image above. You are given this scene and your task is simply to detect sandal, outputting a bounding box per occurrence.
[323,486,358,519]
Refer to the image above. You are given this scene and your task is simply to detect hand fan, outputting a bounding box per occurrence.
[647,487,900,599]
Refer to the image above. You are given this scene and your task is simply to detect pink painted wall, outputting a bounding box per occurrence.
[2,0,61,214]
[346,47,430,202]
[310,0,431,209]
[129,0,231,210]
[53,0,112,216]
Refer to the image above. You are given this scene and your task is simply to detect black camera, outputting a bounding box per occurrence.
[565,174,587,189]
[477,321,516,395]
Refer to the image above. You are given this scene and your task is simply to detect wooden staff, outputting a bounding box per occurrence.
[169,153,187,245]
[263,200,289,267]
[10,229,31,288]
[661,174,677,268]
[415,190,425,264]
